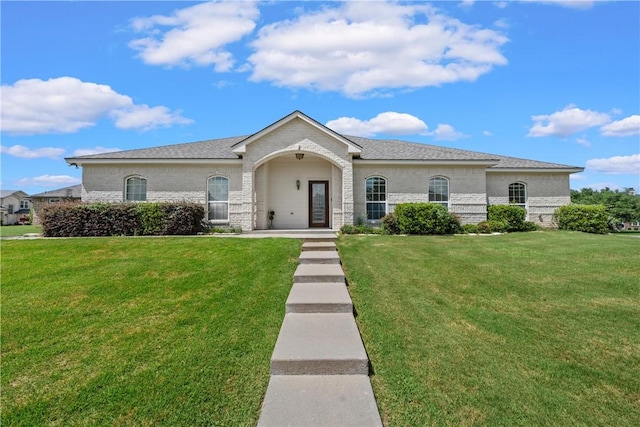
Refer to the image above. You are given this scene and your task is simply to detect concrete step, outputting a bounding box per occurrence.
[294,264,345,283]
[286,283,353,313]
[304,236,337,243]
[302,241,337,252]
[258,375,382,427]
[271,313,369,375]
[299,250,341,265]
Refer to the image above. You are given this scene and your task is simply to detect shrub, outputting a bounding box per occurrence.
[554,204,612,234]
[461,223,479,234]
[381,213,400,235]
[42,202,205,237]
[393,203,460,235]
[476,220,509,234]
[487,205,527,231]
[340,224,384,235]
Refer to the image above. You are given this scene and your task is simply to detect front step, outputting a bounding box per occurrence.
[294,264,345,283]
[302,241,337,251]
[270,313,369,375]
[304,237,337,243]
[286,283,353,313]
[299,250,341,264]
[258,375,383,427]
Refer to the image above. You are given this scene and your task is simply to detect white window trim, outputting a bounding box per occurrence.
[508,182,528,220]
[365,176,388,223]
[428,176,450,210]
[207,176,229,223]
[124,175,147,202]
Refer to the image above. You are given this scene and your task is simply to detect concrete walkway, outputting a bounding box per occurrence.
[258,235,383,427]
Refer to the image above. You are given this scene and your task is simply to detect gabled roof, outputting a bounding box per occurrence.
[0,190,29,199]
[31,184,82,199]
[231,110,362,155]
[65,111,582,172]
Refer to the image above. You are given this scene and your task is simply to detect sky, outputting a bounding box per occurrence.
[1,0,639,195]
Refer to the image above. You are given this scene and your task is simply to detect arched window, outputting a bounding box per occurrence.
[365,176,387,221]
[429,176,449,209]
[509,182,527,208]
[125,176,147,201]
[208,176,229,221]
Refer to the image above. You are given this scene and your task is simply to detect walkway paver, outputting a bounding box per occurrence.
[258,235,382,426]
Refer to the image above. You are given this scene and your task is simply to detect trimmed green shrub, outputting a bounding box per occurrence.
[42,202,205,237]
[393,203,460,235]
[381,213,400,235]
[477,220,509,234]
[340,224,384,235]
[487,205,527,231]
[461,223,479,234]
[554,204,612,234]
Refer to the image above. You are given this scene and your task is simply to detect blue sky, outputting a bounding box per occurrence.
[2,0,639,195]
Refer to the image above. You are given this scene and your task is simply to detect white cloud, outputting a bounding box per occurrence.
[129,1,259,71]
[576,136,591,147]
[586,154,640,175]
[248,2,508,97]
[527,105,610,137]
[1,77,192,135]
[520,1,595,9]
[73,146,121,157]
[584,182,626,191]
[1,144,65,159]
[459,0,475,9]
[600,115,640,137]
[17,174,81,187]
[483,130,493,137]
[326,112,428,137]
[429,124,468,141]
[570,173,586,180]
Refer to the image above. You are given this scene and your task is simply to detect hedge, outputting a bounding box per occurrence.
[554,204,612,234]
[42,202,205,237]
[383,203,460,235]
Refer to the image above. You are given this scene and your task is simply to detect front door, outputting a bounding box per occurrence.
[309,181,329,228]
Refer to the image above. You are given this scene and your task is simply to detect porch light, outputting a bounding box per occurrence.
[295,153,304,160]
[296,180,301,190]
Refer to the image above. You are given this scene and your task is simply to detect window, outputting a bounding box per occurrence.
[49,198,61,204]
[20,200,29,210]
[429,176,449,209]
[8,204,14,214]
[365,176,387,221]
[208,176,229,221]
[125,176,147,201]
[508,182,527,208]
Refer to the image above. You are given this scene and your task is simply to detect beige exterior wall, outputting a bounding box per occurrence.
[353,164,489,224]
[487,172,572,226]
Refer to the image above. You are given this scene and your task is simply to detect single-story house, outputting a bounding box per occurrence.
[30,184,82,225]
[65,110,583,230]
[0,190,31,225]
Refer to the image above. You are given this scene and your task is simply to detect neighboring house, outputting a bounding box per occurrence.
[65,111,583,230]
[30,185,82,225]
[0,190,31,225]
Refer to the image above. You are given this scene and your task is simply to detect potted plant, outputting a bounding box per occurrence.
[268,210,275,228]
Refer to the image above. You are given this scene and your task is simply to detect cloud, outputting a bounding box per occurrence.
[600,115,640,137]
[586,154,639,175]
[576,136,590,147]
[73,146,121,157]
[16,174,81,187]
[429,124,468,141]
[129,1,259,71]
[1,144,65,159]
[248,2,508,97]
[520,0,595,9]
[483,130,493,136]
[326,112,428,137]
[1,77,192,135]
[527,105,610,137]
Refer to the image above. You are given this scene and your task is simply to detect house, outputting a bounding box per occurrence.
[65,111,583,230]
[30,184,82,225]
[0,190,31,225]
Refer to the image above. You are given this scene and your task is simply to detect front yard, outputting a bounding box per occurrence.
[338,231,640,426]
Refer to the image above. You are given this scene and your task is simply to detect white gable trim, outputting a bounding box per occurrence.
[232,110,362,156]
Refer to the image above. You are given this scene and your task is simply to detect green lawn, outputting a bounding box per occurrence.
[2,237,301,426]
[0,224,41,237]
[338,231,640,426]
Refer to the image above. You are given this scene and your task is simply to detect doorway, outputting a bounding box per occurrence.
[308,181,329,228]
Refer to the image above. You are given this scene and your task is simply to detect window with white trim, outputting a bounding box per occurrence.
[20,200,30,210]
[428,176,449,209]
[508,182,527,209]
[365,176,387,221]
[208,176,229,221]
[125,176,147,201]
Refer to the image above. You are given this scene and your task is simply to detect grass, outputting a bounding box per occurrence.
[338,231,640,426]
[0,224,41,237]
[2,237,301,426]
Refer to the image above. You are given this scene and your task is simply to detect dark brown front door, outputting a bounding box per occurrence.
[309,181,329,228]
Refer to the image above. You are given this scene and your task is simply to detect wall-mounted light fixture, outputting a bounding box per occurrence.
[295,153,304,160]
[296,179,301,190]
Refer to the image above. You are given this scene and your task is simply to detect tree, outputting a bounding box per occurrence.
[571,188,640,224]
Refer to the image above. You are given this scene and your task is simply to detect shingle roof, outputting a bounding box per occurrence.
[30,184,82,198]
[66,131,581,170]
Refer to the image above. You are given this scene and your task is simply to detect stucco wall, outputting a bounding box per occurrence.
[486,172,572,225]
[353,164,489,224]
